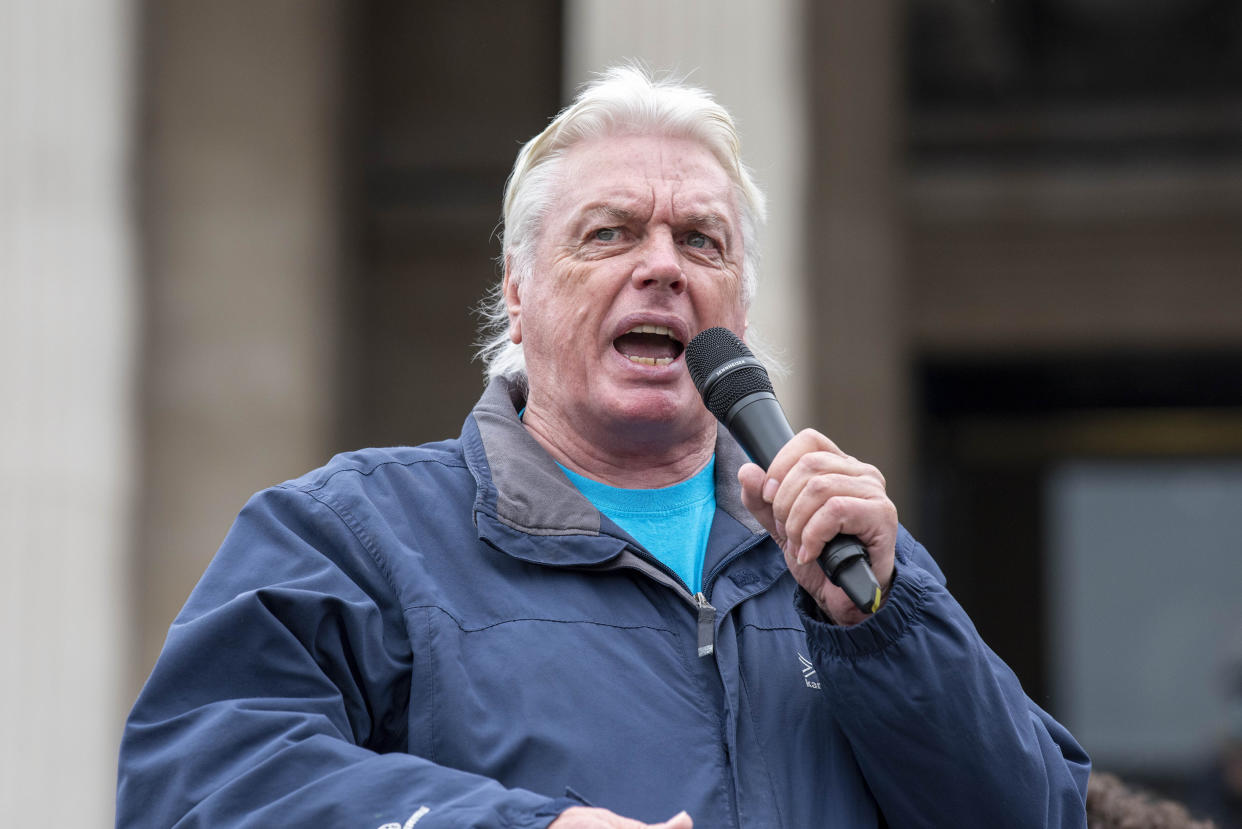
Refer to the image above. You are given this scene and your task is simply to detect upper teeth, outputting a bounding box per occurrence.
[627,324,675,338]
[622,324,679,366]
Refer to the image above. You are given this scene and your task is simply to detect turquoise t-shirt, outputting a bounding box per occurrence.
[558,458,716,594]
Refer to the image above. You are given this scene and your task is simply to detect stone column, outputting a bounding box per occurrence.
[0,0,136,820]
[136,0,341,682]
[805,0,909,505]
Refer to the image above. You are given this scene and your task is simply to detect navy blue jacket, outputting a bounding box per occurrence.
[117,378,1090,827]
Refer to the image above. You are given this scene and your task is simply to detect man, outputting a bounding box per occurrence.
[118,66,1090,827]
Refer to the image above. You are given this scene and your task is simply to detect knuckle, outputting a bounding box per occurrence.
[808,499,844,531]
[800,511,829,541]
[798,427,837,452]
[825,496,850,523]
[790,454,819,478]
[810,451,842,472]
[809,515,845,547]
[804,475,832,498]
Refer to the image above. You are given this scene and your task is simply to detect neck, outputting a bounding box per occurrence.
[521,403,716,489]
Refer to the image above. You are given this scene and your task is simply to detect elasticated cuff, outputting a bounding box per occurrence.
[794,555,936,661]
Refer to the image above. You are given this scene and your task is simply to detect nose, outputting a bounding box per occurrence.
[631,229,686,293]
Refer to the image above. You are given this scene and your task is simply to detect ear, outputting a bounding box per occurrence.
[502,257,522,344]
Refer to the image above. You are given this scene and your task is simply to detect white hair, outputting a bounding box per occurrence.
[476,63,770,387]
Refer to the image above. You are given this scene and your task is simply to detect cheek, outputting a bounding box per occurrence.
[696,269,746,322]
[525,266,603,347]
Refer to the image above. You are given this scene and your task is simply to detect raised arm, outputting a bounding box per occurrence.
[737,429,1089,826]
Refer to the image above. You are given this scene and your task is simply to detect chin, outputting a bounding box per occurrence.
[606,388,707,430]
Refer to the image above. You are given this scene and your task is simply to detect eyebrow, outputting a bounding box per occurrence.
[576,204,733,240]
[686,213,729,232]
[578,204,637,225]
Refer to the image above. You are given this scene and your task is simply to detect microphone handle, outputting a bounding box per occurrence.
[727,394,883,615]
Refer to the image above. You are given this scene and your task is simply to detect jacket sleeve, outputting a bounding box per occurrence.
[116,485,575,829]
[795,528,1090,828]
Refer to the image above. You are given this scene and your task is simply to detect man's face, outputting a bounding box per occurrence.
[507,132,748,444]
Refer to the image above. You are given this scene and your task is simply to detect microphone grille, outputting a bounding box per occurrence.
[685,327,774,421]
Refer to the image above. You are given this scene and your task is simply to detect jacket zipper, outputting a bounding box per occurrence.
[615,529,769,659]
[694,592,716,657]
[694,531,773,659]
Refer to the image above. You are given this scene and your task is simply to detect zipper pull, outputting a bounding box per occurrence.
[695,592,716,657]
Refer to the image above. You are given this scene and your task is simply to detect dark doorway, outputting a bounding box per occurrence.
[916,351,1242,809]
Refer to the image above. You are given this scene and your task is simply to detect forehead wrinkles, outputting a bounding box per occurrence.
[563,135,731,201]
[573,189,732,224]
[535,136,742,261]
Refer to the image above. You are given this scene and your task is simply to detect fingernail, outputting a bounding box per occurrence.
[762,478,778,502]
[796,545,810,565]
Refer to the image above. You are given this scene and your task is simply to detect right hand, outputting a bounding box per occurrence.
[548,806,693,828]
[736,428,897,626]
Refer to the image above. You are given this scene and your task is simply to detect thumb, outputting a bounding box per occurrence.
[651,812,692,829]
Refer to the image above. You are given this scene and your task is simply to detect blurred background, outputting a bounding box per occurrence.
[3,0,1241,824]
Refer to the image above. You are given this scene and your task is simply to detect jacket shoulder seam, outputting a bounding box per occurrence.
[282,456,469,497]
[297,487,405,608]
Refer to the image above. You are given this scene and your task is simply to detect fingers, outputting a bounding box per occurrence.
[762,428,847,484]
[741,431,889,557]
[766,442,887,560]
[786,492,889,566]
[738,428,898,622]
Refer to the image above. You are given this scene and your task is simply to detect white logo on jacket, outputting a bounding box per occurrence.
[378,806,430,829]
[798,653,821,690]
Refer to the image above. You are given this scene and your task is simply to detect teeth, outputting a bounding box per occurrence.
[618,324,679,366]
[626,355,674,366]
[627,323,675,338]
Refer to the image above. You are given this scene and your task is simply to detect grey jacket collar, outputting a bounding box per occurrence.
[466,376,764,541]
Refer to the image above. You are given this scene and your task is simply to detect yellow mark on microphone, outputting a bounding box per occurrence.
[867,586,882,614]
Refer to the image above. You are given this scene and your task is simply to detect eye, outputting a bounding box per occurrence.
[593,227,621,242]
[685,231,717,250]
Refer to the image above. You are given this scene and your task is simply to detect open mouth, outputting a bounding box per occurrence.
[613,324,685,366]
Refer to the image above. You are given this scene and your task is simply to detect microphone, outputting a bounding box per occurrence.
[685,327,882,614]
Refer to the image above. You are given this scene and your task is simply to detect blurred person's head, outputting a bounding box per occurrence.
[477,63,767,389]
[1087,772,1215,829]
